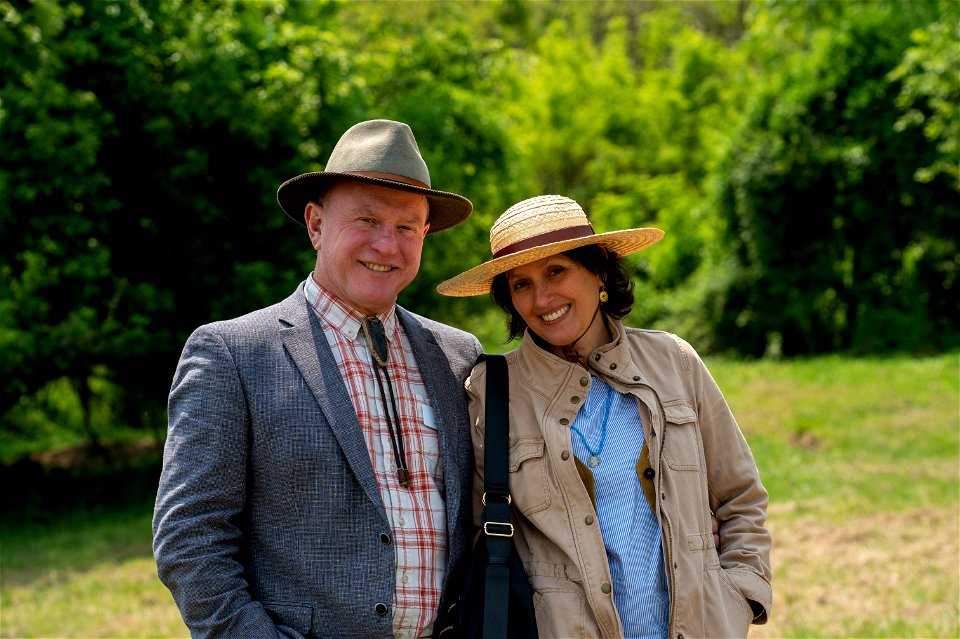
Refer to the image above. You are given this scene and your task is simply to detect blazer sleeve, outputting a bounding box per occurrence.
[152,324,302,639]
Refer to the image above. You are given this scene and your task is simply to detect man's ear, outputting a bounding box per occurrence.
[305,202,322,250]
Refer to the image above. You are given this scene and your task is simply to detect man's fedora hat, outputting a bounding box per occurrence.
[277,119,473,233]
[437,194,664,297]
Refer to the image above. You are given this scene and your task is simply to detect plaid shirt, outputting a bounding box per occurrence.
[305,276,446,638]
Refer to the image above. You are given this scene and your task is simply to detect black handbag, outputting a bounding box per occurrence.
[434,354,539,639]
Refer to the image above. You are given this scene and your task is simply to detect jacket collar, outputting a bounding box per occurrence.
[515,318,648,391]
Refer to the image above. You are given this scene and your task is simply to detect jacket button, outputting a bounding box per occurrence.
[585,515,594,525]
[570,396,580,403]
[677,635,685,639]
[594,354,601,361]
[380,533,392,544]
[643,467,655,479]
[559,418,569,425]
[374,602,389,616]
[580,376,589,387]
[561,451,571,461]
[609,363,617,370]
[601,583,612,594]
[633,375,640,381]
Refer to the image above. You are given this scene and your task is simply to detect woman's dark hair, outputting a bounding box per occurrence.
[490,244,635,342]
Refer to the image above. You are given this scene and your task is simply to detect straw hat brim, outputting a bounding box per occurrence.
[277,172,473,234]
[436,227,664,297]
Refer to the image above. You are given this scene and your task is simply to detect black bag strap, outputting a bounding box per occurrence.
[482,354,513,639]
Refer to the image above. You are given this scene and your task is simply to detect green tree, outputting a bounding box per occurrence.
[0,0,360,443]
[712,0,958,356]
[0,0,513,448]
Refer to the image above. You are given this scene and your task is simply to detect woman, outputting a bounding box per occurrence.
[437,195,772,639]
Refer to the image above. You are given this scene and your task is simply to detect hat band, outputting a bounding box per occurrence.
[492,224,596,259]
[343,171,431,189]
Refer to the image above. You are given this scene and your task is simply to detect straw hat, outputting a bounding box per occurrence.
[277,119,473,233]
[437,195,664,297]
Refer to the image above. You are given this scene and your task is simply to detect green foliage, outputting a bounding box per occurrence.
[711,0,959,356]
[1,0,957,449]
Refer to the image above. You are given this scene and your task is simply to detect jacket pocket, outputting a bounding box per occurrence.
[529,571,590,639]
[263,602,313,636]
[702,566,752,638]
[508,438,551,516]
[660,401,702,471]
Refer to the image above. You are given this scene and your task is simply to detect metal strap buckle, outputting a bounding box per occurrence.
[481,492,512,506]
[483,521,515,538]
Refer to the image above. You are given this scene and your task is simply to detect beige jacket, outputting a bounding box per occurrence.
[466,322,772,639]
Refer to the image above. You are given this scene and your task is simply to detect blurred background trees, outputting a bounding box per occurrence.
[1,0,957,455]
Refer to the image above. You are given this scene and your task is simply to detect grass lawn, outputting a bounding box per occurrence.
[1,352,957,638]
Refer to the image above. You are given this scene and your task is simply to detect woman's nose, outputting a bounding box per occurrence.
[532,281,553,307]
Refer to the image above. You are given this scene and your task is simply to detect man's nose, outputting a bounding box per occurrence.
[370,225,399,254]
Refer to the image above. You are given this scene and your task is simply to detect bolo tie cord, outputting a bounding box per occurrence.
[362,317,410,488]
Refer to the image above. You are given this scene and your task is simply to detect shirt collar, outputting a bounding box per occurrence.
[303,274,397,342]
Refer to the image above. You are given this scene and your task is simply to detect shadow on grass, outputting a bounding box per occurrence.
[1,439,165,588]
[1,438,164,522]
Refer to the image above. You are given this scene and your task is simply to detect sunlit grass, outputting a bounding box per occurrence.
[708,353,959,519]
[1,507,189,638]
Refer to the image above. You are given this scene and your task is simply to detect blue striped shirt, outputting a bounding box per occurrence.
[570,378,669,639]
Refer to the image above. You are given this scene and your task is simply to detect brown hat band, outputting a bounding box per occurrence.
[492,224,596,259]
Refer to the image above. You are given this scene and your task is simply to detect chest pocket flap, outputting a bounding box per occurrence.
[661,401,702,471]
[507,438,550,515]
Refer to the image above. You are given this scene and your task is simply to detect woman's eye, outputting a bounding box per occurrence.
[511,280,529,291]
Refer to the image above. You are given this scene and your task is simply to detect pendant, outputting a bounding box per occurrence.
[588,455,601,468]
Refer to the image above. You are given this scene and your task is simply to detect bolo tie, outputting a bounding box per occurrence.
[361,317,410,488]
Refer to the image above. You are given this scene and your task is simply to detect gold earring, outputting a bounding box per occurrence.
[599,288,609,303]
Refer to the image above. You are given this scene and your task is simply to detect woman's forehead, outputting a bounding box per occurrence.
[507,252,578,278]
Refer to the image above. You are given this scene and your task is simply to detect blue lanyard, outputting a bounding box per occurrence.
[570,381,613,467]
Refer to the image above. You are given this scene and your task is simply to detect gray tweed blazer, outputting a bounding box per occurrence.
[153,283,482,638]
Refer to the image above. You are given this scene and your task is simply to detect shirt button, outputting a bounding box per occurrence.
[398,517,405,526]
[580,377,589,387]
[570,396,580,404]
[644,467,655,479]
[374,602,389,616]
[561,451,571,461]
[380,533,392,544]
[609,363,617,370]
[585,515,594,525]
[559,418,569,425]
[402,575,409,584]
[601,583,612,594]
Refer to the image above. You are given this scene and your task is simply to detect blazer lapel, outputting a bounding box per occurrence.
[276,286,385,513]
[398,309,467,525]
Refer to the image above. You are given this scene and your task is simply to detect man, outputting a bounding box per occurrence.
[153,119,482,638]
